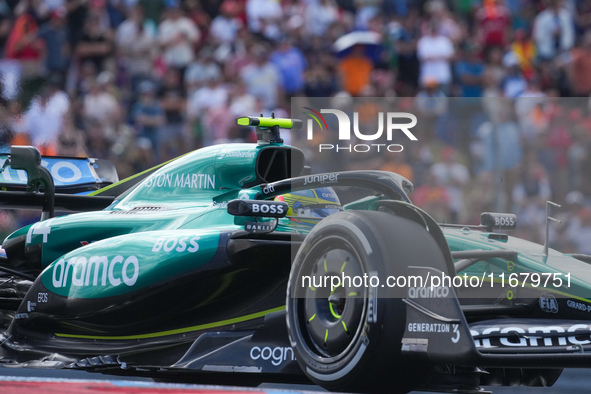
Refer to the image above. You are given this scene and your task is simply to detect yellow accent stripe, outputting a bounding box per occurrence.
[281,196,329,204]
[308,313,316,322]
[340,261,347,273]
[342,321,348,332]
[55,306,285,340]
[324,329,328,342]
[89,152,191,196]
[324,259,328,273]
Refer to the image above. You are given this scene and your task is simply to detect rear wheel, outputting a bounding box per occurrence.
[286,210,446,393]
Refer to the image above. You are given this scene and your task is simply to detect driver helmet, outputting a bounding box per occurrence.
[274,187,342,227]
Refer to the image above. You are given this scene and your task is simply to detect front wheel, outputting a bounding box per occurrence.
[286,210,446,393]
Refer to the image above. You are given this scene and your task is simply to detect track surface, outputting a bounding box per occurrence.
[0,368,589,393]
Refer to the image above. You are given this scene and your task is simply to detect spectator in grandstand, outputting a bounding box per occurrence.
[0,97,13,153]
[559,193,591,252]
[415,77,448,141]
[185,0,211,43]
[138,0,166,26]
[541,111,573,197]
[184,47,222,95]
[510,28,536,80]
[533,0,575,61]
[23,75,70,155]
[201,97,235,144]
[304,64,337,97]
[158,67,187,160]
[56,111,87,157]
[417,21,454,93]
[412,171,451,222]
[5,2,44,78]
[423,0,463,44]
[481,70,507,124]
[132,81,164,164]
[567,124,589,192]
[158,5,200,72]
[0,4,12,56]
[240,45,281,109]
[82,74,120,140]
[37,7,69,77]
[64,0,89,48]
[245,0,282,40]
[474,107,522,210]
[380,149,414,182]
[483,46,507,90]
[209,0,242,44]
[7,100,26,146]
[576,0,591,33]
[85,117,111,160]
[75,13,114,72]
[85,0,115,34]
[115,4,156,92]
[512,153,552,227]
[515,78,547,142]
[474,0,511,52]
[431,146,470,222]
[270,37,307,97]
[353,0,381,30]
[187,73,228,120]
[391,11,420,95]
[228,81,257,116]
[305,0,339,37]
[186,73,228,146]
[455,42,484,98]
[567,31,591,96]
[338,44,373,96]
[500,52,527,98]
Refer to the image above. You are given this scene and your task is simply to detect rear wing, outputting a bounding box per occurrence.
[0,146,118,218]
[0,151,118,194]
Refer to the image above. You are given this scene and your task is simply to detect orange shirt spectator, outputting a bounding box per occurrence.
[380,161,414,182]
[412,173,451,220]
[338,46,373,96]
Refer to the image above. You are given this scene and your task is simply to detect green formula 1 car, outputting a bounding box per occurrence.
[0,116,590,393]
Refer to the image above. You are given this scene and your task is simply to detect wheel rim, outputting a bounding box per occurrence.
[294,235,367,362]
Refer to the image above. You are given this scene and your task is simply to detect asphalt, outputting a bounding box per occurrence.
[0,367,589,393]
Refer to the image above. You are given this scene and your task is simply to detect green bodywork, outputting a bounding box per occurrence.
[5,140,591,303]
[6,144,266,299]
[444,227,591,301]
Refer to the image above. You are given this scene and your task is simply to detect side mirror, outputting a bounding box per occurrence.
[227,199,289,234]
[227,199,288,218]
[480,212,517,232]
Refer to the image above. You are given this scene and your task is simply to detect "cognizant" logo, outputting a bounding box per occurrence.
[250,346,296,366]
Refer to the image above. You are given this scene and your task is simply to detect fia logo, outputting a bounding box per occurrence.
[539,294,559,313]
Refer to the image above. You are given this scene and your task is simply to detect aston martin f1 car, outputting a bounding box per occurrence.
[0,116,591,393]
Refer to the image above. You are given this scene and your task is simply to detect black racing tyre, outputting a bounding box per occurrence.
[286,210,446,393]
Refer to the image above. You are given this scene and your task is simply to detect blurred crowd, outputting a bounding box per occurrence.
[0,0,588,252]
